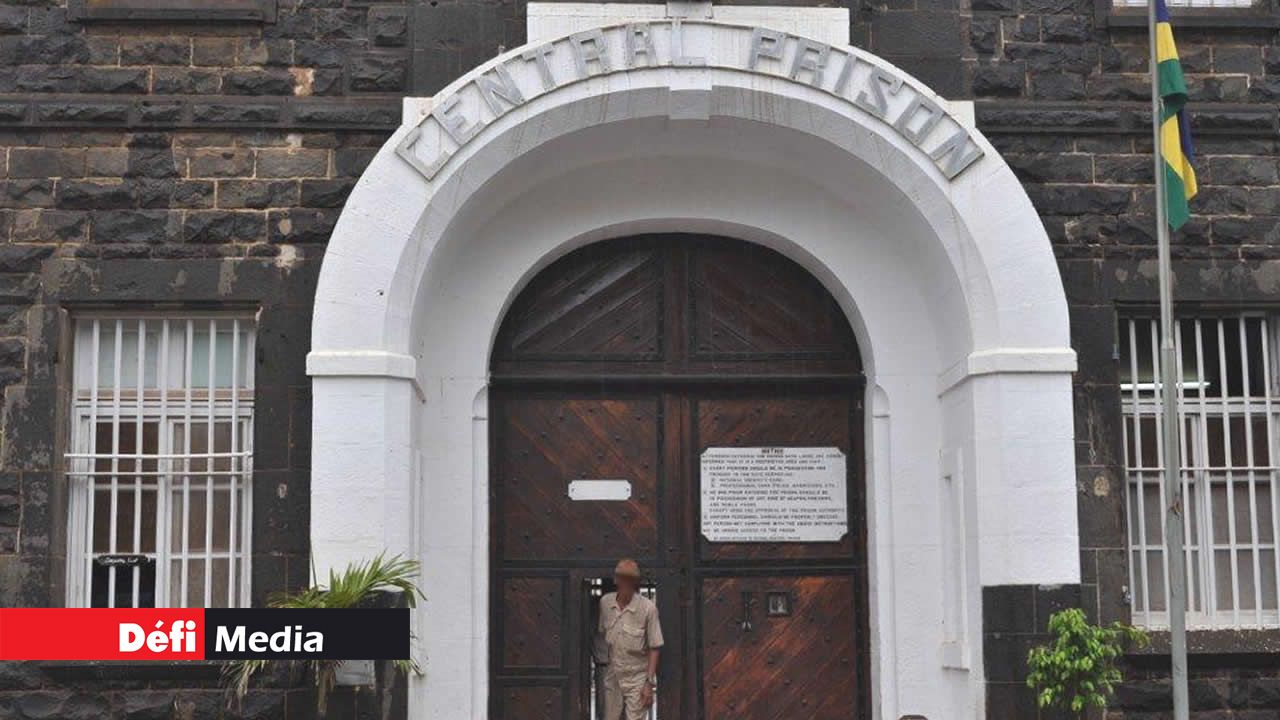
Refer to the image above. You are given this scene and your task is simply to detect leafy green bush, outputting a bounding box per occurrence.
[222,553,424,716]
[1025,608,1149,716]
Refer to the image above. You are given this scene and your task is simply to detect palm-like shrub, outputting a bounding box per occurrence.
[222,554,424,716]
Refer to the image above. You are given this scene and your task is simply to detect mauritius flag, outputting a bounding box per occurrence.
[1155,0,1197,230]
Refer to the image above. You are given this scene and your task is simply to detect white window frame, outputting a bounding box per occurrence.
[65,314,256,609]
[1122,312,1280,630]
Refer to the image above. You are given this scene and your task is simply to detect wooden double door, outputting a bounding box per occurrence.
[489,236,870,720]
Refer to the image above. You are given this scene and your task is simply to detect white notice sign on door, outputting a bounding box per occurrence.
[700,447,848,543]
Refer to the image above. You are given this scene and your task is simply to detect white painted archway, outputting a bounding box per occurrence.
[309,16,1078,720]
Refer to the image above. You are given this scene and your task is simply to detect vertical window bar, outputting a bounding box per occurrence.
[204,319,215,608]
[228,319,239,607]
[108,319,124,608]
[84,321,101,607]
[1129,320,1152,621]
[1150,318,1172,617]
[241,325,256,606]
[1191,320,1210,621]
[1173,322,1198,618]
[1194,318,1217,623]
[1126,322,1146,625]
[181,319,194,608]
[1216,319,1241,626]
[1240,318,1264,626]
[1128,319,1152,621]
[156,319,171,607]
[132,319,145,607]
[1266,316,1280,622]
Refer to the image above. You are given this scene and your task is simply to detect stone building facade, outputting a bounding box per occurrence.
[0,0,1278,718]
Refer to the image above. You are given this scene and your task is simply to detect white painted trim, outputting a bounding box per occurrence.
[402,96,433,126]
[967,347,1079,374]
[469,392,489,719]
[306,350,424,400]
[868,384,895,714]
[937,347,1079,395]
[939,447,970,670]
[949,99,977,130]
[306,349,417,379]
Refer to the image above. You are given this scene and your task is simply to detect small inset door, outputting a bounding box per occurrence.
[489,236,869,720]
[701,575,862,719]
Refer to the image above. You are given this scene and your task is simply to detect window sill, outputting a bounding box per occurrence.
[37,660,223,682]
[1104,7,1280,29]
[1127,628,1280,661]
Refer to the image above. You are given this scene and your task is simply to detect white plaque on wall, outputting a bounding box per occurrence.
[700,447,848,543]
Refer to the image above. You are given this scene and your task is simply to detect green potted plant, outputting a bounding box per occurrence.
[1025,608,1149,718]
[223,553,424,716]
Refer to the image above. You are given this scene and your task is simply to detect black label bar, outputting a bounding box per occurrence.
[204,608,410,659]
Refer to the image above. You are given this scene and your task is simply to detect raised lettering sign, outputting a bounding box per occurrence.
[396,21,984,183]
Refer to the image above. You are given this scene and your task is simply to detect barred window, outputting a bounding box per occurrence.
[65,315,255,609]
[1121,313,1280,630]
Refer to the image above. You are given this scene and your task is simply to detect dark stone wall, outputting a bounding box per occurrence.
[0,0,1278,719]
[984,584,1086,720]
[0,0,407,128]
[1111,655,1280,718]
[941,1,1280,718]
[0,126,385,602]
[985,585,1280,719]
[0,4,409,718]
[0,130,373,718]
[1051,254,1280,720]
[0,660,405,719]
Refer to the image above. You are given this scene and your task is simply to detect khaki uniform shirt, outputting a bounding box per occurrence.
[598,592,663,675]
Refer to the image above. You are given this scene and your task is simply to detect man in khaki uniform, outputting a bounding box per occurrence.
[598,558,663,720]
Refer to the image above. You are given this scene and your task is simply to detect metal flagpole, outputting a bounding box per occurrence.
[1148,2,1190,719]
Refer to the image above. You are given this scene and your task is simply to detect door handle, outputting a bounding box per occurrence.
[739,591,756,633]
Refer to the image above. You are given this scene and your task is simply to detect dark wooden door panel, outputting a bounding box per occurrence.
[494,244,664,361]
[501,576,567,671]
[491,236,861,379]
[497,684,565,720]
[690,243,856,360]
[496,393,661,563]
[701,575,860,720]
[695,393,857,562]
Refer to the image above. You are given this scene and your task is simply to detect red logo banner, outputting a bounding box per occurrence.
[0,609,206,660]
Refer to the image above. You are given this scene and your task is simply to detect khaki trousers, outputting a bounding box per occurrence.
[594,664,607,720]
[602,666,650,720]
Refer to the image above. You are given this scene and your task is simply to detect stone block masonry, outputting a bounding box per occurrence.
[0,2,407,129]
[0,129,384,250]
